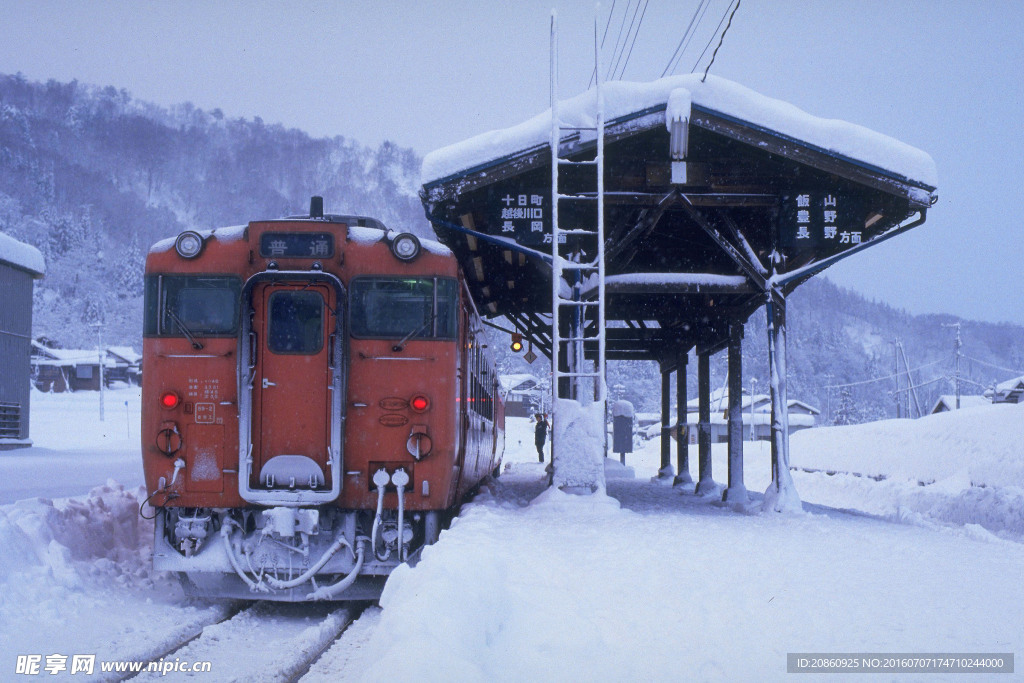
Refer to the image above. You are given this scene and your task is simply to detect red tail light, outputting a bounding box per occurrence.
[410,395,429,412]
[160,391,180,409]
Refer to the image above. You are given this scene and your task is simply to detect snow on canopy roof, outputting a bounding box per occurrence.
[605,273,748,287]
[0,231,45,277]
[422,74,938,191]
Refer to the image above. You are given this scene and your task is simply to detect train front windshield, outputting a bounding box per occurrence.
[350,277,457,339]
[144,275,241,337]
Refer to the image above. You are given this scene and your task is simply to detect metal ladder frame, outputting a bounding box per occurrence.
[549,12,606,409]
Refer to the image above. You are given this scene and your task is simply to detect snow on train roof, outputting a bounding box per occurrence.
[422,74,938,191]
[0,231,45,276]
[150,223,451,257]
[149,225,247,254]
[347,226,452,257]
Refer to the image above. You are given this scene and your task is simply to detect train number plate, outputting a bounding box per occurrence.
[194,403,215,424]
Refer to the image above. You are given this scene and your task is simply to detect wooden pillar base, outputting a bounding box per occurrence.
[724,322,748,505]
[654,364,674,484]
[674,351,691,487]
[695,351,717,495]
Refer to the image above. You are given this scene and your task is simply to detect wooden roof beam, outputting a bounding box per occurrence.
[678,195,768,292]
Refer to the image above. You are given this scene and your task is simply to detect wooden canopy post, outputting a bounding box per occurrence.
[764,289,802,512]
[695,351,716,495]
[655,366,674,483]
[674,351,692,486]
[723,322,748,503]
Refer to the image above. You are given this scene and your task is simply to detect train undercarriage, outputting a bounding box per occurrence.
[155,487,443,602]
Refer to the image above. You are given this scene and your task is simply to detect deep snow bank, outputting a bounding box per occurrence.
[0,482,147,590]
[790,402,1024,487]
[790,403,1024,539]
[0,483,226,672]
[350,473,1024,683]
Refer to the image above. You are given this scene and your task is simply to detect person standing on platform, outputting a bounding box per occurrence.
[534,413,550,462]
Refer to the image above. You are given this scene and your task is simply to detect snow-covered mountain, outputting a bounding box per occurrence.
[3,73,1021,423]
[0,73,426,347]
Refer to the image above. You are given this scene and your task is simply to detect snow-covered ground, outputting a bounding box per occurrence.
[0,386,143,504]
[1,390,1021,681]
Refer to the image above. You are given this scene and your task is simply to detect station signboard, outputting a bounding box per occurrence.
[487,189,563,247]
[780,193,866,255]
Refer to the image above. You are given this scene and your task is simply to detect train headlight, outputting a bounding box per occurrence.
[174,231,204,258]
[390,233,421,262]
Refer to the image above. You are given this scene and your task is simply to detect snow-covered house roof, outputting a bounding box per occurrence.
[31,341,113,367]
[424,74,937,197]
[499,374,541,394]
[0,231,45,278]
[930,395,991,414]
[106,346,141,365]
[990,376,1024,404]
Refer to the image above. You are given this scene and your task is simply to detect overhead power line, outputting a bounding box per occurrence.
[961,355,1024,377]
[588,0,618,90]
[691,0,738,75]
[605,0,635,81]
[608,0,644,80]
[616,0,649,80]
[662,0,709,77]
[818,358,946,391]
[667,0,712,76]
[700,0,741,82]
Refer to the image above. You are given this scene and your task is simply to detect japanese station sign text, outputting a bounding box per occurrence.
[489,191,561,247]
[781,193,866,254]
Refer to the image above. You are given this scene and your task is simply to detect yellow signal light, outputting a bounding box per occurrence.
[510,333,524,353]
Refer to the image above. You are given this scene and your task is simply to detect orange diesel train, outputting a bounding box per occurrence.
[141,198,504,600]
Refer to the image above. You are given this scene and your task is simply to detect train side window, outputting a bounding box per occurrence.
[267,291,324,354]
[350,277,458,340]
[144,275,241,337]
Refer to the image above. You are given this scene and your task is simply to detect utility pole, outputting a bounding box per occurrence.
[824,374,832,424]
[937,323,962,409]
[92,321,105,422]
[749,377,757,441]
[892,339,902,418]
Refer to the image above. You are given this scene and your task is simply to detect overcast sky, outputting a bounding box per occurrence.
[2,1,1023,326]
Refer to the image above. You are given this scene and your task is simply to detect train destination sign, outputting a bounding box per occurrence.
[259,232,334,258]
[780,193,866,254]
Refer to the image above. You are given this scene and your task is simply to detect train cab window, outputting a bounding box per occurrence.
[267,291,324,354]
[144,275,241,337]
[350,277,457,340]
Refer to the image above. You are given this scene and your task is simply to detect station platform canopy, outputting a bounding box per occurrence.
[420,75,938,363]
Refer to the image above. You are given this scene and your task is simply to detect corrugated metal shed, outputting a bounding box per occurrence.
[0,232,44,449]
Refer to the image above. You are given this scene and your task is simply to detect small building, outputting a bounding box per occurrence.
[31,341,111,392]
[639,390,819,443]
[0,232,45,449]
[989,376,1024,405]
[685,392,819,443]
[930,394,990,414]
[106,346,142,386]
[499,374,544,417]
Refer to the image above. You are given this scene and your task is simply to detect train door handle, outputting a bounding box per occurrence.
[262,378,277,388]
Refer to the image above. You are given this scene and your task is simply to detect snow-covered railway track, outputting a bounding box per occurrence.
[119,601,366,682]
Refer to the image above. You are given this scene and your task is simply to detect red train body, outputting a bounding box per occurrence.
[142,203,504,600]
